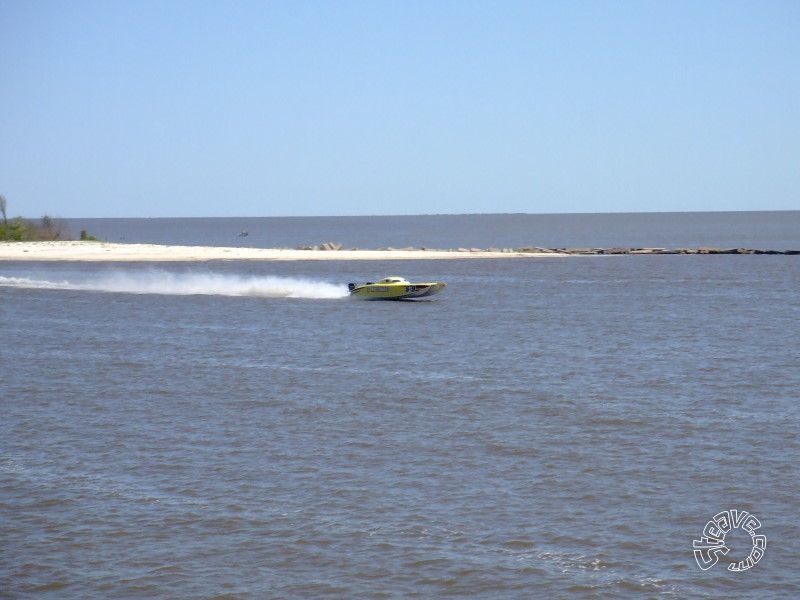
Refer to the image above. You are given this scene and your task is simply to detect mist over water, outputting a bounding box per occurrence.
[0,271,349,299]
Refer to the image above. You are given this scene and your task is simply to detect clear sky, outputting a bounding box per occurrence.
[1,0,798,218]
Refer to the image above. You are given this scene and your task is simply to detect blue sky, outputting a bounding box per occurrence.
[1,0,798,218]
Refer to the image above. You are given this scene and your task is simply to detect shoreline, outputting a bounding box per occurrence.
[0,241,564,262]
[0,241,797,262]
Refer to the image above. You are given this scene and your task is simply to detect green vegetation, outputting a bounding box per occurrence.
[0,194,94,241]
[0,215,69,241]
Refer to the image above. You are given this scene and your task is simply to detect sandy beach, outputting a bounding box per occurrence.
[0,241,564,262]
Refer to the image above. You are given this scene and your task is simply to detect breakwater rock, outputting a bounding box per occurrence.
[294,243,798,255]
[297,241,343,251]
[544,247,799,255]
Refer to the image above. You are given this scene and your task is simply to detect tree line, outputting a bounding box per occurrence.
[0,194,81,241]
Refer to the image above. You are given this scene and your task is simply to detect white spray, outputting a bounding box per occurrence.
[0,271,349,299]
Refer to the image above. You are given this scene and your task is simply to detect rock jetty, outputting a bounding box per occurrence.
[544,247,799,255]
[297,242,798,255]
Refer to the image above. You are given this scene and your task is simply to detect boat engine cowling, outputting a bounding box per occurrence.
[348,283,356,291]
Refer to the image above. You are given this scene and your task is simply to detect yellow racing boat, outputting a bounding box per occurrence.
[348,276,446,300]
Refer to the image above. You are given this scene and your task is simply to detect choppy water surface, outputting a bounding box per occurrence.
[2,255,799,598]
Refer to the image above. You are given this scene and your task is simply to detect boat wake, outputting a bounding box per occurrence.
[0,271,349,299]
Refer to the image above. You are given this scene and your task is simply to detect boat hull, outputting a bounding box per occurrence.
[349,281,446,300]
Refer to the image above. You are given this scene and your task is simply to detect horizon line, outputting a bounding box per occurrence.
[24,208,800,220]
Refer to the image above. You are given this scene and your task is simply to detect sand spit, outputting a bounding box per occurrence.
[1,241,797,262]
[0,241,563,261]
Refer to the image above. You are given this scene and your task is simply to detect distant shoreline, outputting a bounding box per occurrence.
[0,241,562,261]
[0,241,797,262]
